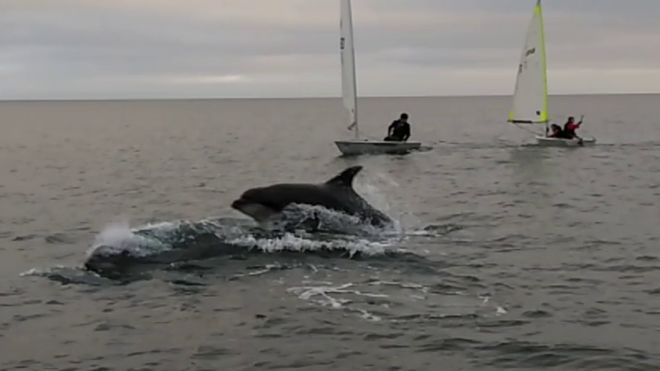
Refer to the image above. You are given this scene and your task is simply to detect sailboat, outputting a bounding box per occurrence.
[334,0,422,156]
[508,0,596,146]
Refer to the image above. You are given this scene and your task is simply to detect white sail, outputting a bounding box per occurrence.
[340,0,359,138]
[509,0,548,124]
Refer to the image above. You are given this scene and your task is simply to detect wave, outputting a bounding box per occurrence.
[83,208,408,280]
[19,202,460,283]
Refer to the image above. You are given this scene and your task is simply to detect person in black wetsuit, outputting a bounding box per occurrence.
[547,124,563,138]
[384,113,411,142]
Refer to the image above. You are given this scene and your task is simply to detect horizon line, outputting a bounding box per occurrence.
[1,91,658,103]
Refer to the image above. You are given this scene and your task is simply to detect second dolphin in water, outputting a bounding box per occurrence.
[231,166,392,228]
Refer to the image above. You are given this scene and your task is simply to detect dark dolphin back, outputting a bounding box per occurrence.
[325,166,363,188]
[236,166,392,227]
[323,166,392,227]
[242,184,336,212]
[251,166,365,212]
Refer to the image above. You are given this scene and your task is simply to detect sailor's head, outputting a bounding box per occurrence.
[568,116,575,123]
[552,124,561,131]
[400,113,409,121]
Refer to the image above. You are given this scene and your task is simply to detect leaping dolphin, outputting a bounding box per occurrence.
[231,166,392,227]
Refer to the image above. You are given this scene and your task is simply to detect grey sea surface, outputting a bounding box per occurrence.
[1,95,659,370]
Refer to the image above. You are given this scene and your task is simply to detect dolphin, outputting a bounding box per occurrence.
[83,216,404,280]
[231,166,392,227]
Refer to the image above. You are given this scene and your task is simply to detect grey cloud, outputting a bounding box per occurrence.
[1,0,659,99]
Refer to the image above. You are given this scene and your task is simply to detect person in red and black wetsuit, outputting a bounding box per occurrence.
[562,116,582,139]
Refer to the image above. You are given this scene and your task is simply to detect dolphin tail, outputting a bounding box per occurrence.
[325,166,363,187]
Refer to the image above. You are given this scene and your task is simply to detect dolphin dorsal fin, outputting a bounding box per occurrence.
[325,166,363,187]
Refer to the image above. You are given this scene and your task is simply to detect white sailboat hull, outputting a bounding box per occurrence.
[534,136,596,147]
[335,140,422,156]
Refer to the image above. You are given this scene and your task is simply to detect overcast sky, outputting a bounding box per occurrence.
[1,0,659,99]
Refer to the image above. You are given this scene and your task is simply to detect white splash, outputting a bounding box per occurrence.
[278,203,400,237]
[20,266,65,277]
[353,170,414,235]
[369,280,427,291]
[289,283,389,300]
[85,213,401,263]
[87,220,171,258]
[287,283,387,321]
[355,308,382,322]
[229,232,393,257]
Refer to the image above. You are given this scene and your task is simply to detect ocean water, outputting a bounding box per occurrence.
[1,95,659,370]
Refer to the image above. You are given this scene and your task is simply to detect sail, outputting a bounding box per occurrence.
[340,0,359,137]
[509,0,548,124]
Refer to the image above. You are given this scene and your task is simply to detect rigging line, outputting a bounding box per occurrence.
[512,123,545,136]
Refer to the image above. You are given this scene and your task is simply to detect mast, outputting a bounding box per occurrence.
[537,0,549,132]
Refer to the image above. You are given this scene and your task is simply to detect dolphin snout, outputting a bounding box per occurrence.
[231,197,247,210]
